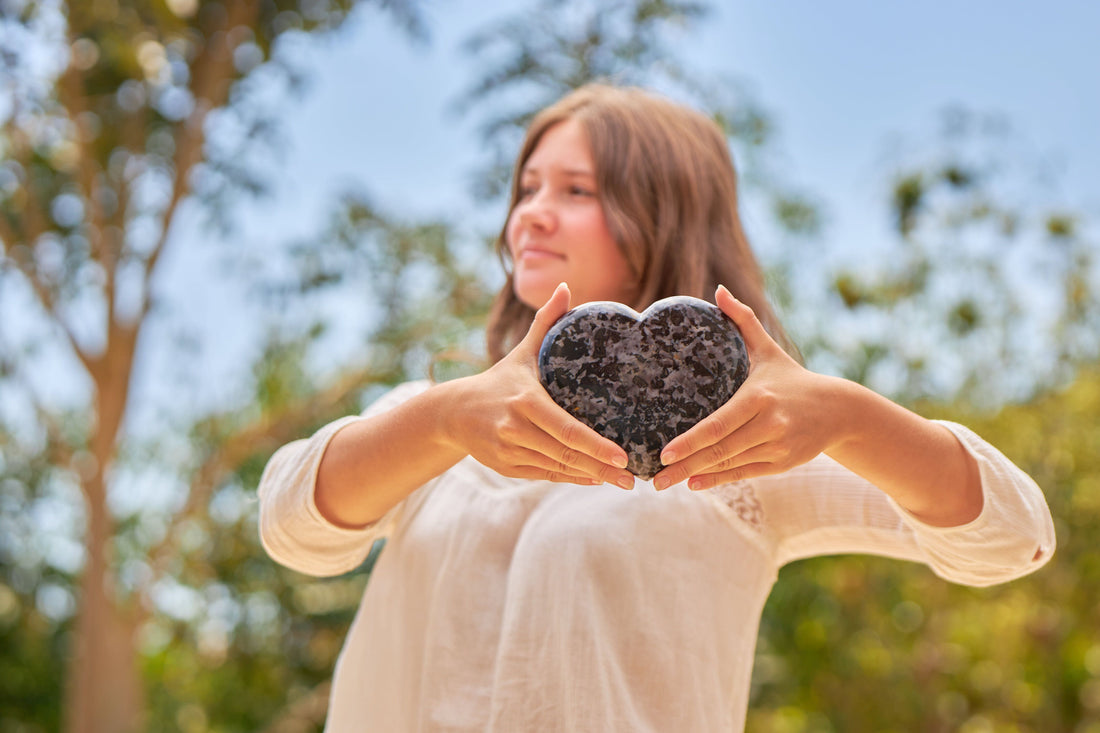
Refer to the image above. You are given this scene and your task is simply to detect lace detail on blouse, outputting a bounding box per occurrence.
[707,482,764,532]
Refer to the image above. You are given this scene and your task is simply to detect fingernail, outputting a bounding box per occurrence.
[661,450,677,465]
[688,477,703,491]
[653,476,669,491]
[612,454,628,469]
[616,475,635,490]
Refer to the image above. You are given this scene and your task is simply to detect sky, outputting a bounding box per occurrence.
[240,0,1100,244]
[149,0,1100,413]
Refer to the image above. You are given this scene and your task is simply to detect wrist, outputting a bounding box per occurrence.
[429,376,473,453]
[819,375,867,456]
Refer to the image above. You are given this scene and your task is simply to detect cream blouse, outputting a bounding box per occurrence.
[258,380,1055,732]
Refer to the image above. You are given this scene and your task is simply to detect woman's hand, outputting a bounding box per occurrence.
[652,285,845,491]
[443,283,636,489]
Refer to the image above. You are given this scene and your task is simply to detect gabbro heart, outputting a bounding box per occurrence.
[537,296,750,480]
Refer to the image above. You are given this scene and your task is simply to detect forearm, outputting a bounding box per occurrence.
[823,377,983,527]
[315,379,468,529]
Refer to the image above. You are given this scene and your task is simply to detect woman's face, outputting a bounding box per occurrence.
[506,118,637,310]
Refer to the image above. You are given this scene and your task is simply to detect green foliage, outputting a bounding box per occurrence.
[749,368,1100,732]
[136,503,363,732]
[773,194,823,237]
[0,583,67,732]
[893,172,926,237]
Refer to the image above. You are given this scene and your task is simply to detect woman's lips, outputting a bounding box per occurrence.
[517,247,565,262]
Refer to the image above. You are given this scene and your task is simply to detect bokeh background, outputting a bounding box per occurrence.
[2,1,1098,731]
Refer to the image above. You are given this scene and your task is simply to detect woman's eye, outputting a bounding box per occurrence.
[570,186,594,197]
[518,185,537,199]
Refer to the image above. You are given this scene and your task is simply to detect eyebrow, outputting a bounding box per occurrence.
[520,166,595,178]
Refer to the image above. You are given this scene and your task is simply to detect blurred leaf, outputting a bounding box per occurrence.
[893,173,925,238]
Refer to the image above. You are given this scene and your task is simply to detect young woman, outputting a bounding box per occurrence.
[258,84,1055,731]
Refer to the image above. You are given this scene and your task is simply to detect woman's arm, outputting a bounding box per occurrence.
[818,378,983,526]
[313,283,634,529]
[751,428,1053,587]
[653,285,986,528]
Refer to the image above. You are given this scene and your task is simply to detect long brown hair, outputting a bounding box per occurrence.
[486,84,797,362]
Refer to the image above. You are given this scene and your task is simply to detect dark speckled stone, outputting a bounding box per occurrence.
[537,296,749,480]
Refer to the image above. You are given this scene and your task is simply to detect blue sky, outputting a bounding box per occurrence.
[242,0,1100,245]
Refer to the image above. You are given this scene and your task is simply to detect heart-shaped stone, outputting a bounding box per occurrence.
[538,296,749,480]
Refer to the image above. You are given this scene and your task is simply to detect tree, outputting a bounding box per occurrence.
[0,1,427,730]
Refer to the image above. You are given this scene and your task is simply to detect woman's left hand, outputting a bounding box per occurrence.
[652,285,846,491]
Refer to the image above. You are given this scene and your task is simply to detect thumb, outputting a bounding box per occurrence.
[518,282,572,357]
[715,284,773,357]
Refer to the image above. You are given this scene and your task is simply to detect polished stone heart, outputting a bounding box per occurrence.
[538,296,749,480]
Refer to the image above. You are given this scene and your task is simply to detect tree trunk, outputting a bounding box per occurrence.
[63,470,144,733]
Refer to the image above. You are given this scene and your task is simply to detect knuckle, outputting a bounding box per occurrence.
[559,419,579,446]
[706,414,729,443]
[711,467,743,486]
[595,465,617,484]
[497,421,518,443]
[716,455,737,472]
[511,389,537,414]
[497,463,525,479]
[705,443,727,468]
[510,467,534,481]
[753,388,777,411]
[775,448,800,471]
[504,392,524,412]
[558,446,580,467]
[497,442,520,464]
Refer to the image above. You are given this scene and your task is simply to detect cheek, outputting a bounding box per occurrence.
[504,212,520,256]
[592,218,627,268]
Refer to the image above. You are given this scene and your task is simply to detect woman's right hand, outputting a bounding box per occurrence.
[443,283,636,489]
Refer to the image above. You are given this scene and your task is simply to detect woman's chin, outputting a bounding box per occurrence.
[514,279,558,310]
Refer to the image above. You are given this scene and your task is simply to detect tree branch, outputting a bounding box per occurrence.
[0,191,96,377]
[141,0,262,317]
[56,53,108,263]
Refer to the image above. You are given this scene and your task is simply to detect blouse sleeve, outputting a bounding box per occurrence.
[257,380,432,577]
[761,420,1055,587]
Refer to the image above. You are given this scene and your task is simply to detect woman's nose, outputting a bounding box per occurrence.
[515,192,556,231]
